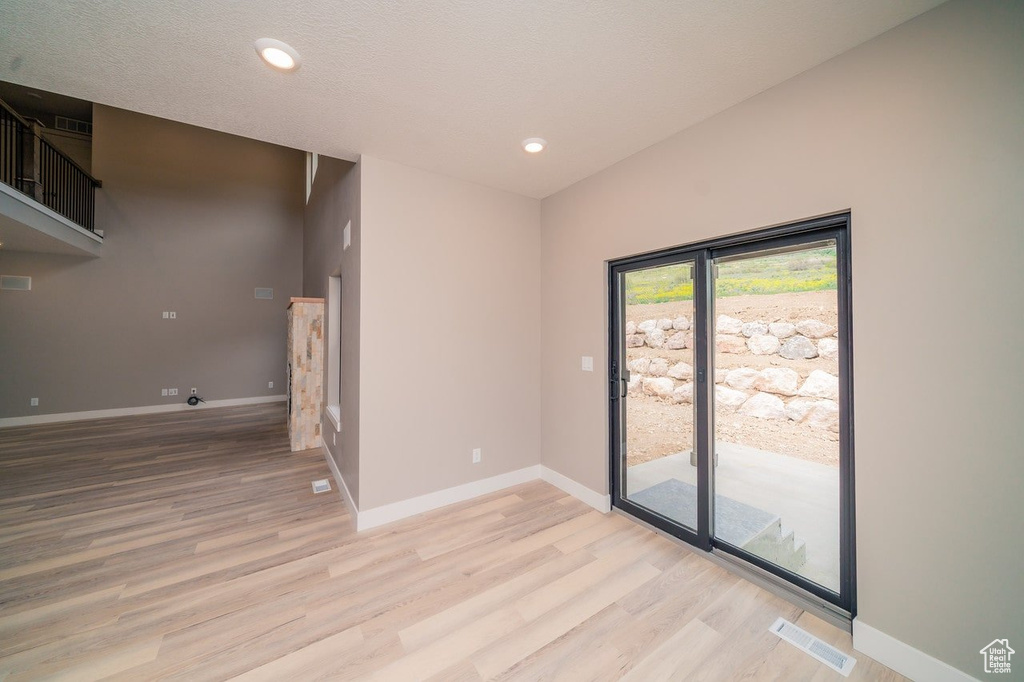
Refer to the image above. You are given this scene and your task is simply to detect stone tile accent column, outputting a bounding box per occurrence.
[287,297,324,452]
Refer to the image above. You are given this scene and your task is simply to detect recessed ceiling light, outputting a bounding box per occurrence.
[254,38,301,72]
[522,138,547,154]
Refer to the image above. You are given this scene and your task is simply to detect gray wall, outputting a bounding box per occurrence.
[303,156,361,506]
[41,130,92,174]
[0,104,304,418]
[358,156,542,510]
[539,0,1023,676]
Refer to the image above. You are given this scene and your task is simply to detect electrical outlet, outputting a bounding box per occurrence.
[190,388,197,395]
[30,397,39,406]
[268,381,274,389]
[169,388,178,396]
[581,356,594,372]
[162,311,169,319]
[472,447,481,464]
[169,312,177,319]
[161,389,168,397]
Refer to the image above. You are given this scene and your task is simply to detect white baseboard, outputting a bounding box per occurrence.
[357,465,544,532]
[354,464,612,532]
[540,465,611,512]
[321,446,358,526]
[853,620,978,682]
[0,395,287,428]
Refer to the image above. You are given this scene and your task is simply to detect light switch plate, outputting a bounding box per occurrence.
[343,221,352,250]
[581,356,594,372]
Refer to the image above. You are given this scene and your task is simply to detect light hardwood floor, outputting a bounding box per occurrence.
[0,404,903,681]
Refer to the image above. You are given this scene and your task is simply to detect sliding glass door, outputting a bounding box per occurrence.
[610,215,854,613]
[617,256,702,537]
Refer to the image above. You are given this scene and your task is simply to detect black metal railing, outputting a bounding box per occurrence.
[0,98,102,233]
[0,103,25,191]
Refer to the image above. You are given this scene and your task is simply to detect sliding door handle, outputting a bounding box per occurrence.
[610,377,629,400]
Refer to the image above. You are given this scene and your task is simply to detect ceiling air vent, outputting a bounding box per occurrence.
[254,288,273,300]
[0,276,32,291]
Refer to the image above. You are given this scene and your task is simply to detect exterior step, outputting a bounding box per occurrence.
[742,522,807,573]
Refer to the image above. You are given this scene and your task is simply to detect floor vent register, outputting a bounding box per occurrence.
[769,617,857,676]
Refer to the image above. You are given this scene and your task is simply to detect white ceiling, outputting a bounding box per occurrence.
[0,0,945,198]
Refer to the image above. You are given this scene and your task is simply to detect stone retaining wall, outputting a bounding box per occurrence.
[626,314,839,360]
[626,314,840,433]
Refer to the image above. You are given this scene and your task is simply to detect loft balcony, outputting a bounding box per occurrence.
[0,97,102,257]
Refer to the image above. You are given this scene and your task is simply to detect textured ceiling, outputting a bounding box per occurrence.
[0,0,945,198]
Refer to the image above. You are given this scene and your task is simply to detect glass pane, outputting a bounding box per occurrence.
[712,240,841,593]
[621,260,698,531]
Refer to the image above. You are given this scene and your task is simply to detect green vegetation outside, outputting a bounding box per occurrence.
[624,246,837,305]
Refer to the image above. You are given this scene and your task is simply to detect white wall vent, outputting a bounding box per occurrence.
[55,116,92,136]
[311,479,331,494]
[769,618,856,676]
[254,287,274,300]
[1,276,32,291]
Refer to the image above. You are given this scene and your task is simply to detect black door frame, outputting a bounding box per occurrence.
[608,212,855,615]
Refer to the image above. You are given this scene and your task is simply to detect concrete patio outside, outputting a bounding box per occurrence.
[625,442,840,591]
